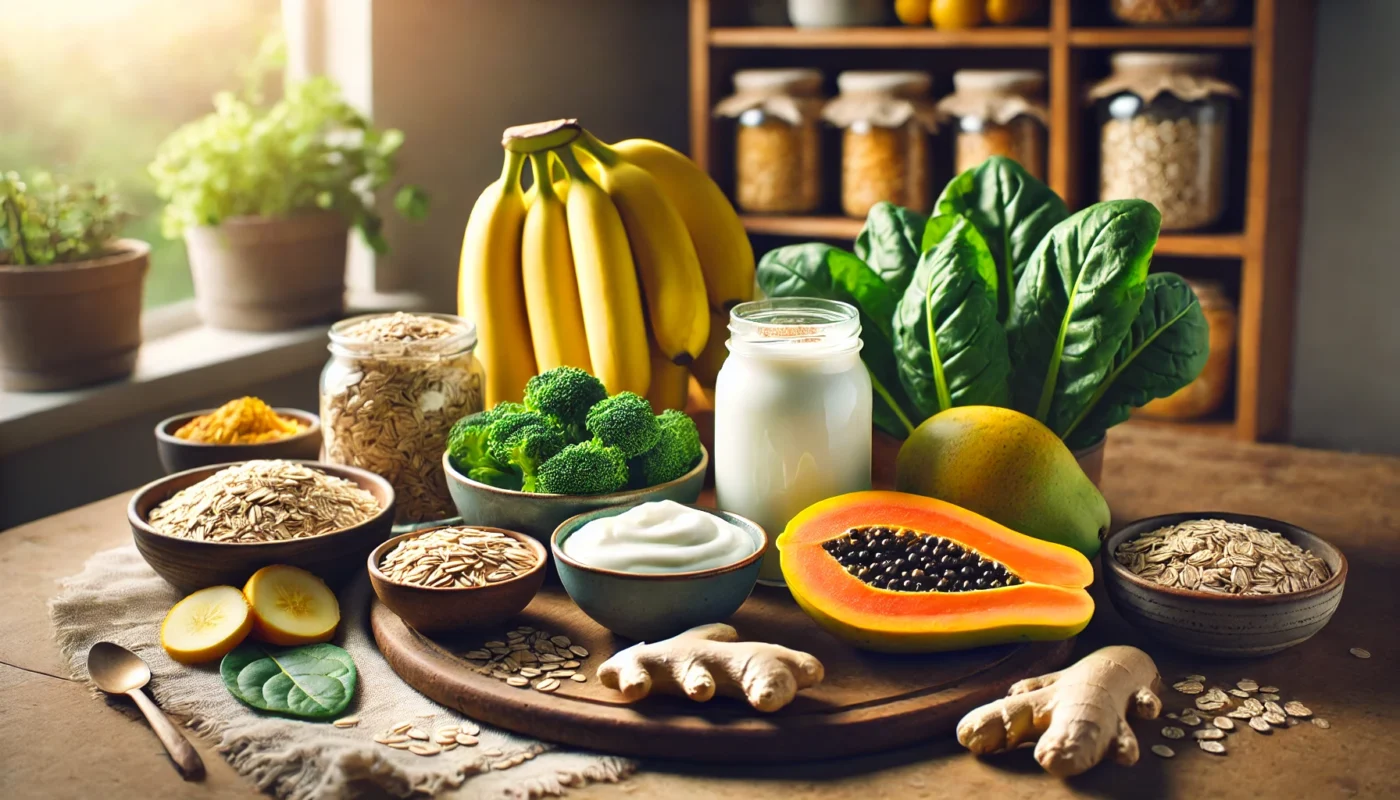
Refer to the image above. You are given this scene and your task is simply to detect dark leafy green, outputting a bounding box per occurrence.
[757,243,919,437]
[893,217,1012,417]
[933,157,1069,321]
[1006,199,1160,438]
[220,643,357,720]
[854,201,929,298]
[1061,272,1210,449]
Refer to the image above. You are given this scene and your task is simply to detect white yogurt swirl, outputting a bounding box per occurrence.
[561,500,756,574]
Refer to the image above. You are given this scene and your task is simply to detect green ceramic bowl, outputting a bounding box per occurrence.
[551,504,766,641]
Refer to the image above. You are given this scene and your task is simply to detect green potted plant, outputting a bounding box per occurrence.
[150,76,427,331]
[0,172,147,391]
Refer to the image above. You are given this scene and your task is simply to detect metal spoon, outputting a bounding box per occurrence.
[87,642,205,780]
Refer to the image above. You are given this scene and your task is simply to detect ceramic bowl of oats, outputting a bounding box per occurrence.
[1103,512,1347,657]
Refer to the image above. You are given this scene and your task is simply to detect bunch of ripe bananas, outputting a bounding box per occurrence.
[458,120,753,410]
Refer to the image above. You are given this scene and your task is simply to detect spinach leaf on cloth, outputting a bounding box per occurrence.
[934,157,1069,321]
[1061,272,1210,449]
[220,642,357,720]
[855,201,929,299]
[893,217,1011,418]
[757,242,919,437]
[1006,199,1159,439]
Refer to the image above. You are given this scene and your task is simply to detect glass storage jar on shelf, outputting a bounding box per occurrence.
[714,68,826,214]
[1090,52,1239,232]
[320,312,485,523]
[1110,0,1235,26]
[1138,279,1236,420]
[824,71,939,218]
[937,69,1048,179]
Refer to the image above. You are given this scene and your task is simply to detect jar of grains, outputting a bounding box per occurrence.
[1090,52,1239,231]
[824,71,939,218]
[714,68,826,214]
[1110,0,1235,26]
[937,69,1048,180]
[1138,279,1236,420]
[320,312,485,523]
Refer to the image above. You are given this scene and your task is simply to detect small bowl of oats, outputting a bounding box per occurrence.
[1103,512,1347,657]
[368,525,547,633]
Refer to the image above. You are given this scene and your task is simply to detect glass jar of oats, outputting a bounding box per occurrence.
[937,69,1048,180]
[320,312,485,523]
[1091,52,1238,232]
[714,68,825,214]
[824,71,938,219]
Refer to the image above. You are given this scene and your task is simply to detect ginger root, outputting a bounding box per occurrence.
[597,623,825,712]
[957,645,1162,778]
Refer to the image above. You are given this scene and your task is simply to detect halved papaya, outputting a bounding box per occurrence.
[778,491,1094,653]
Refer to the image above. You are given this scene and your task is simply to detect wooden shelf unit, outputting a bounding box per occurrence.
[689,0,1314,442]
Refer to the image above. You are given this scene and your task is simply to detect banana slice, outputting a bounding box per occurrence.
[160,585,253,664]
[244,565,340,646]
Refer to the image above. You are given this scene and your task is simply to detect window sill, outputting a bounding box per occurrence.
[0,291,427,457]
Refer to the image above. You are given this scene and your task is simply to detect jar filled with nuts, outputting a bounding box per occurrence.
[824,71,939,219]
[321,312,485,523]
[937,69,1048,180]
[714,69,826,214]
[1110,0,1236,26]
[1091,52,1239,231]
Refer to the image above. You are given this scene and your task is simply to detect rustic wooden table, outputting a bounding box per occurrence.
[2,425,1397,799]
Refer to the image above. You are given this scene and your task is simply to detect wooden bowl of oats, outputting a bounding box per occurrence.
[1103,512,1347,657]
[128,459,395,592]
[367,525,547,633]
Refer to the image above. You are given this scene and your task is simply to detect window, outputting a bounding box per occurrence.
[0,0,280,308]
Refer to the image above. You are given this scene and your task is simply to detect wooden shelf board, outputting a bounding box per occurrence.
[1153,233,1248,258]
[1069,27,1254,48]
[1123,417,1239,439]
[709,26,1052,49]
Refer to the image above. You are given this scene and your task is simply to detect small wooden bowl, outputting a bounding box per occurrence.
[1103,512,1348,657]
[367,526,547,633]
[154,408,322,474]
[129,460,395,592]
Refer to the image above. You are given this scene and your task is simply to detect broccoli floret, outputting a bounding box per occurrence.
[524,367,608,441]
[493,422,567,492]
[484,410,552,462]
[535,440,628,495]
[585,391,662,458]
[446,410,505,475]
[468,464,523,491]
[628,409,703,488]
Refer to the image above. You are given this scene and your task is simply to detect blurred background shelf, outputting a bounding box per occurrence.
[1068,28,1254,48]
[709,26,1052,48]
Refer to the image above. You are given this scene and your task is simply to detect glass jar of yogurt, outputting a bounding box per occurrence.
[714,298,872,585]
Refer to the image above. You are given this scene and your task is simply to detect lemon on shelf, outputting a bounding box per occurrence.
[160,585,253,664]
[986,0,1039,25]
[243,565,341,646]
[931,0,985,29]
[896,0,930,26]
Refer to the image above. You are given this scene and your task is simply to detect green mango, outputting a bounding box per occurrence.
[894,405,1109,557]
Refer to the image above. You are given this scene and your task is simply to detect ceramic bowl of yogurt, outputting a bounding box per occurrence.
[551,500,767,641]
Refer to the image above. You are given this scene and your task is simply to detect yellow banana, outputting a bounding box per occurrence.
[555,147,650,395]
[521,152,592,373]
[607,138,755,313]
[645,333,691,412]
[574,132,709,365]
[458,149,535,406]
[688,307,730,389]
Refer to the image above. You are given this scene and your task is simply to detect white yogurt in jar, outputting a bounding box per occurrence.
[560,500,756,574]
[714,298,873,585]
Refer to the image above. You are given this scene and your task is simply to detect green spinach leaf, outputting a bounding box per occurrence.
[220,642,357,720]
[894,217,1011,417]
[854,201,929,298]
[1006,199,1159,438]
[934,157,1069,321]
[1061,272,1210,449]
[757,243,919,437]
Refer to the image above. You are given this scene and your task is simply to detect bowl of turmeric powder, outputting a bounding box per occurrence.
[155,396,322,473]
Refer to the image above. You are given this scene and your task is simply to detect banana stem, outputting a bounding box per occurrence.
[554,146,598,188]
[500,150,525,192]
[574,130,620,167]
[528,152,557,201]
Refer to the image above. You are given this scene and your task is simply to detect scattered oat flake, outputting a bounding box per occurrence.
[1161,726,1185,739]
[1212,716,1234,731]
[1312,718,1331,729]
[1152,745,1176,758]
[1198,740,1227,755]
[1258,693,1281,702]
[1228,688,1251,698]
[1193,728,1225,740]
[1284,701,1312,718]
[1173,680,1205,695]
[1249,717,1272,733]
[1263,712,1287,725]
[1227,709,1254,719]
[1259,685,1279,694]
[1185,674,1206,682]
[332,716,360,728]
[1236,679,1258,692]
[1350,647,1371,659]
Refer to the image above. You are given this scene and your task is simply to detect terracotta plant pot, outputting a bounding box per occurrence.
[184,212,349,331]
[0,239,149,391]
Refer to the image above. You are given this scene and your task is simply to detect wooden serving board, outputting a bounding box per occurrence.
[373,584,1072,762]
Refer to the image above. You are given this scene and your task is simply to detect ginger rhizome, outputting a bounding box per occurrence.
[597,623,825,712]
[957,645,1163,777]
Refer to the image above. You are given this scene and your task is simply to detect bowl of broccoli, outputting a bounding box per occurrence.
[442,367,708,542]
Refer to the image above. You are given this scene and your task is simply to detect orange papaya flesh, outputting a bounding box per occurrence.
[778,491,1094,653]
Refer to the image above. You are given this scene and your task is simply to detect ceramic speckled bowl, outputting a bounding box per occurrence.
[1103,512,1347,657]
[155,408,322,474]
[551,504,766,641]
